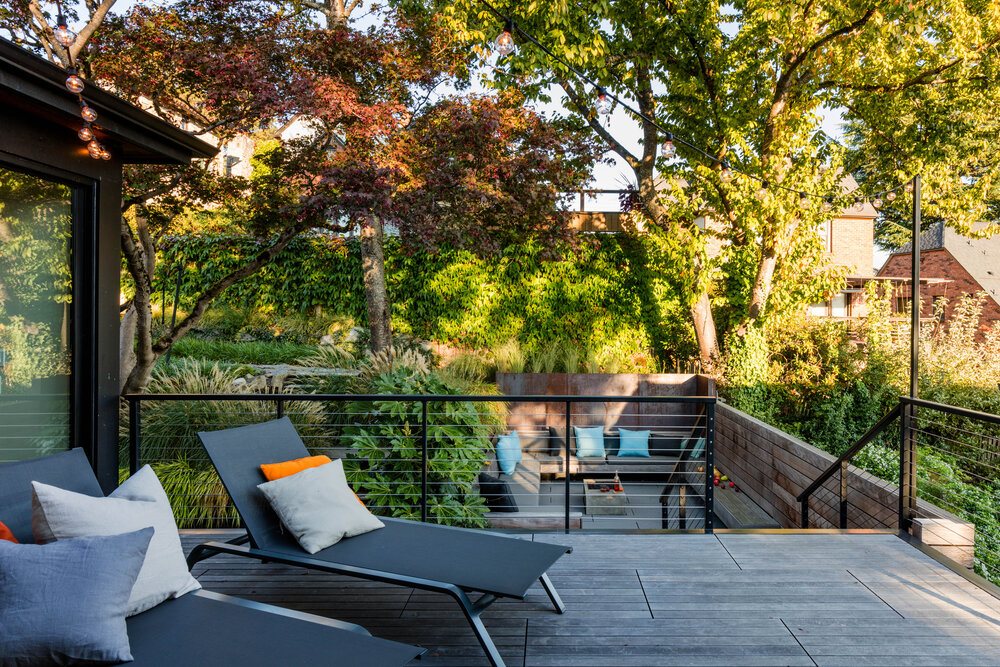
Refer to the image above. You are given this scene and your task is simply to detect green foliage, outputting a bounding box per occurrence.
[119,462,239,529]
[341,367,505,527]
[168,338,317,365]
[157,233,699,368]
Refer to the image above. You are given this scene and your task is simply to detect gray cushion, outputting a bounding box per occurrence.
[0,528,154,666]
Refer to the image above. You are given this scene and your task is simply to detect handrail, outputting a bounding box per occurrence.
[123,393,717,404]
[797,403,902,529]
[901,397,1000,426]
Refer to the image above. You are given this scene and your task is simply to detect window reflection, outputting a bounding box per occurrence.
[0,166,73,460]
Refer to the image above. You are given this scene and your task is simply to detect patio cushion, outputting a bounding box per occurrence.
[617,428,651,457]
[257,458,384,554]
[0,528,153,666]
[478,473,518,512]
[0,520,17,543]
[260,455,332,481]
[573,426,606,457]
[495,431,522,475]
[30,465,202,616]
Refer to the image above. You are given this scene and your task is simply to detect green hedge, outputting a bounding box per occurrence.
[156,233,698,365]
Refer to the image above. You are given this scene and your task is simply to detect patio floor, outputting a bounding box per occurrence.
[181,531,1000,666]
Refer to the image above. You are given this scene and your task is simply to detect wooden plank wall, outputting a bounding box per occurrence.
[715,402,967,530]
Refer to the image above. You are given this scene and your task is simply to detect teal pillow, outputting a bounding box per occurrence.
[688,437,707,459]
[617,428,651,457]
[495,431,522,475]
[573,426,605,458]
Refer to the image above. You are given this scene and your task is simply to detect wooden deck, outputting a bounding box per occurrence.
[182,531,1000,666]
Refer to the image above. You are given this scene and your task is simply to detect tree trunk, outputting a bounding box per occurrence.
[746,245,778,323]
[359,216,392,353]
[119,305,138,394]
[691,291,719,367]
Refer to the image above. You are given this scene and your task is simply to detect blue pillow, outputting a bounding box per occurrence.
[617,428,651,457]
[688,437,707,460]
[495,431,522,475]
[0,528,154,665]
[573,426,605,458]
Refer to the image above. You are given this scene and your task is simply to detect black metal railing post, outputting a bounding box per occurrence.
[899,403,918,532]
[276,397,285,419]
[705,401,715,534]
[564,400,571,534]
[800,498,810,529]
[839,459,849,529]
[128,397,140,475]
[421,399,429,523]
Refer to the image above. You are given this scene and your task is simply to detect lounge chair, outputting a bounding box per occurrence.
[190,417,573,667]
[0,448,424,666]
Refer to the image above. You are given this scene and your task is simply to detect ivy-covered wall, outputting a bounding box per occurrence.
[156,233,698,364]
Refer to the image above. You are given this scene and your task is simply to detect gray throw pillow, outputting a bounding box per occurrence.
[0,527,153,666]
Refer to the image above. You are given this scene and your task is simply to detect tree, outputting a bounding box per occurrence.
[321,91,602,351]
[442,0,1000,364]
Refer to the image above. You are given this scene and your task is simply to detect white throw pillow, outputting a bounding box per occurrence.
[31,465,201,616]
[257,458,384,554]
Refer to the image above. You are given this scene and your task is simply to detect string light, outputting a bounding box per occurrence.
[661,132,676,159]
[80,103,97,123]
[77,126,94,141]
[54,14,75,48]
[482,3,913,205]
[495,19,515,56]
[854,197,864,212]
[872,197,883,209]
[719,162,733,183]
[756,181,768,200]
[798,192,809,209]
[65,69,84,94]
[822,199,833,212]
[905,181,914,194]
[596,88,612,116]
[87,141,102,159]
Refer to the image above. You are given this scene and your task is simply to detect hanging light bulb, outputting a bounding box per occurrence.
[904,180,914,194]
[78,126,94,142]
[54,15,76,48]
[854,197,865,212]
[756,180,768,200]
[661,132,676,158]
[798,192,810,209]
[887,190,897,202]
[719,161,733,183]
[100,146,111,160]
[80,102,97,123]
[822,199,833,213]
[65,73,84,94]
[872,197,883,209]
[87,141,102,159]
[495,19,515,56]
[596,88,612,116]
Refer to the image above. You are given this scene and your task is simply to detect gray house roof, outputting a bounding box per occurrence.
[890,221,1000,305]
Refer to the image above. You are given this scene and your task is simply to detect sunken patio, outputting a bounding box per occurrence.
[184,530,1000,666]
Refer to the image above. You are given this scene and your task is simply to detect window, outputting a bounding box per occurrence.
[818,220,832,252]
[808,301,829,317]
[0,165,74,460]
[224,156,239,178]
[831,293,848,317]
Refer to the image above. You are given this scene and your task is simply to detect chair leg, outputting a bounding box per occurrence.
[186,543,218,570]
[539,572,566,614]
[456,593,505,667]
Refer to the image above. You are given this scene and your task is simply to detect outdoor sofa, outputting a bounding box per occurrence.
[191,417,573,667]
[0,448,424,666]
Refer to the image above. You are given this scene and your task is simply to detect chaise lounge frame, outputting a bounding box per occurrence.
[189,417,573,667]
[0,448,424,666]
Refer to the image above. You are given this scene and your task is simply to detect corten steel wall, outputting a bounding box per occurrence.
[495,373,715,430]
[715,402,966,529]
[880,249,1000,330]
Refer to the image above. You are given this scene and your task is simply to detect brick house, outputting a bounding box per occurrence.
[877,221,1000,330]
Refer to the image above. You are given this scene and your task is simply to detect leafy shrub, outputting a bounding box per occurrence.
[168,338,316,365]
[341,366,506,527]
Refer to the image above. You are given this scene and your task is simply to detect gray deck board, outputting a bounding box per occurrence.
[181,531,1000,666]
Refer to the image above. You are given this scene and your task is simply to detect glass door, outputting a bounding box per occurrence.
[0,165,74,461]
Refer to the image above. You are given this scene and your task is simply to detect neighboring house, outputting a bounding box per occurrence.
[568,178,880,321]
[877,221,1000,331]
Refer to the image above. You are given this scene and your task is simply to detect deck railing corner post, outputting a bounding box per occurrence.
[128,396,140,476]
[421,399,429,524]
[705,400,715,534]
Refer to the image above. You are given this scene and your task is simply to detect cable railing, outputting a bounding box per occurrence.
[123,392,716,534]
[797,395,1000,578]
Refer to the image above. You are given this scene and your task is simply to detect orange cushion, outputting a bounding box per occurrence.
[260,455,333,481]
[260,456,365,506]
[0,520,18,544]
